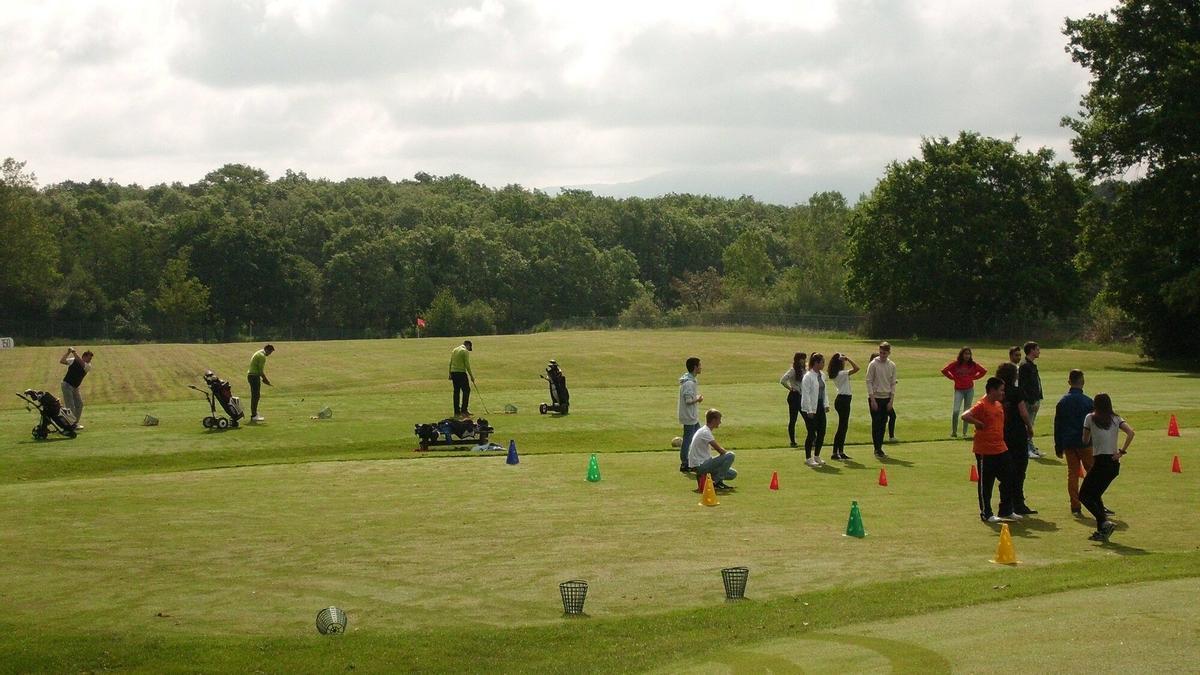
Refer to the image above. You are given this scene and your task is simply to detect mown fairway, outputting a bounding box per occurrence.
[1,330,1197,672]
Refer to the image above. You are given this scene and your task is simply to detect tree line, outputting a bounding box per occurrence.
[0,1,1195,359]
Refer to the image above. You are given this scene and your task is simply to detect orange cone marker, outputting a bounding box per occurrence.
[969,464,979,482]
[769,471,779,491]
[878,468,888,487]
[1168,414,1180,437]
[1172,455,1182,473]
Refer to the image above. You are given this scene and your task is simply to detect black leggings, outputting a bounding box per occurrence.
[786,390,801,444]
[1080,454,1121,527]
[833,394,852,453]
[247,374,262,417]
[803,409,827,458]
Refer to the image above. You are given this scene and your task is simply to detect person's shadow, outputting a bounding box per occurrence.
[878,455,915,467]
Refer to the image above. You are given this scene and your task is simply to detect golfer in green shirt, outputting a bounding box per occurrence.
[449,340,474,417]
[247,344,274,422]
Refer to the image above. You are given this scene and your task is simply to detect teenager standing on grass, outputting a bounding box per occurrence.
[246,344,274,423]
[800,353,831,466]
[59,347,93,429]
[1053,369,1094,515]
[996,362,1036,517]
[865,342,897,458]
[779,352,806,448]
[449,340,474,418]
[1080,393,1134,542]
[1019,341,1045,458]
[961,377,1015,523]
[941,347,987,438]
[677,357,703,473]
[828,353,859,460]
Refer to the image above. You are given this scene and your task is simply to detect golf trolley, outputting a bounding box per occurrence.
[188,370,244,430]
[539,360,569,415]
[16,389,77,440]
[414,417,497,451]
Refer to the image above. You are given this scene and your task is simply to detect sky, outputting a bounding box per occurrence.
[1,0,1116,204]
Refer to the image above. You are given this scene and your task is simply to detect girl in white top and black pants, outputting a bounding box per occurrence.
[1080,392,1134,542]
[827,353,860,460]
[800,353,830,466]
[780,352,806,448]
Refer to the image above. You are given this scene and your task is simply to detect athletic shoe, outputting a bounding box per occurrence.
[1071,508,1083,516]
[840,452,853,460]
[1088,530,1106,541]
[1100,521,1116,541]
[74,424,85,430]
[874,451,887,459]
[679,465,691,474]
[1027,448,1042,458]
[814,456,826,466]
[789,442,798,448]
[252,416,265,422]
[1104,508,1115,515]
[714,481,734,492]
[1016,507,1039,516]
[1007,512,1023,520]
[986,515,1003,524]
[805,457,819,467]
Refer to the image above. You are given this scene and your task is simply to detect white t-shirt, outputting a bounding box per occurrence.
[780,367,801,392]
[1084,413,1124,455]
[834,370,851,396]
[688,425,717,467]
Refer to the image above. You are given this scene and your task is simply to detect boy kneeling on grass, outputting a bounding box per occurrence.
[689,409,736,492]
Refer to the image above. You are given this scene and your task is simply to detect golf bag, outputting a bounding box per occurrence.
[414,417,495,451]
[189,370,244,430]
[17,389,77,440]
[539,360,569,414]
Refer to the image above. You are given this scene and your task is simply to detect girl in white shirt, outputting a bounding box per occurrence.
[800,353,830,467]
[780,352,806,448]
[827,353,860,460]
[1080,393,1134,542]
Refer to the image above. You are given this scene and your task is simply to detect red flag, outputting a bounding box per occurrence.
[416,317,426,328]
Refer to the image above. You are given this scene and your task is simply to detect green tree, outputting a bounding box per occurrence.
[154,250,211,334]
[722,229,775,291]
[1063,1,1200,357]
[0,158,61,316]
[845,133,1086,336]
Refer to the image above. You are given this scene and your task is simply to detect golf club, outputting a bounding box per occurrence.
[471,379,493,415]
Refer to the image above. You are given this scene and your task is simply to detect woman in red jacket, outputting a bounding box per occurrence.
[941,347,987,438]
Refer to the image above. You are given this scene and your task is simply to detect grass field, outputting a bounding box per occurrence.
[0,329,1197,672]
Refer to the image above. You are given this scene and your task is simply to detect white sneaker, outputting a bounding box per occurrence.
[987,515,1003,523]
[252,415,265,422]
[1005,513,1023,521]
[815,456,826,465]
[1027,448,1041,458]
[805,457,818,467]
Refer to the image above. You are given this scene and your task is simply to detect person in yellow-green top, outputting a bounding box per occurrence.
[449,340,474,418]
[247,344,275,422]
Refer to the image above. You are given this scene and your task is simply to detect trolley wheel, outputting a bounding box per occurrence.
[33,426,45,440]
[539,403,548,414]
[216,417,230,429]
[64,429,77,439]
[203,416,215,429]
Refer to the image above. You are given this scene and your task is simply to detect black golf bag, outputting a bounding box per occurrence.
[17,389,77,440]
[539,360,569,414]
[189,370,244,430]
[414,417,495,450]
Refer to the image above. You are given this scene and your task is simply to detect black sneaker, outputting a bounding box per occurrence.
[1071,508,1083,516]
[713,482,734,492]
[875,451,887,459]
[840,452,853,460]
[1104,508,1115,515]
[1100,521,1116,541]
[1016,507,1038,516]
[1088,530,1106,541]
[679,465,691,474]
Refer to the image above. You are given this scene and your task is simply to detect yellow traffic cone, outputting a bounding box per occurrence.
[990,523,1019,565]
[699,474,720,507]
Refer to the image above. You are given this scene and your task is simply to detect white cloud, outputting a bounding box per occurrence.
[0,0,1117,202]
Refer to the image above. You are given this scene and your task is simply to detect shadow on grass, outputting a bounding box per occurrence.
[878,455,915,467]
[814,463,842,474]
[1097,540,1151,555]
[1033,456,1064,466]
[839,459,871,470]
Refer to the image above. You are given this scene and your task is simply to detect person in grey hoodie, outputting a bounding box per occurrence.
[678,356,704,473]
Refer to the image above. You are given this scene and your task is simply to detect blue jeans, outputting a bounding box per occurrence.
[952,388,974,436]
[695,452,736,483]
[680,423,700,467]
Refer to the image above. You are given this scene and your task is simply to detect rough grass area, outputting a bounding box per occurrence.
[0,330,1196,672]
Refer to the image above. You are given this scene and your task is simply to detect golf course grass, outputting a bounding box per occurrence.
[0,329,1196,672]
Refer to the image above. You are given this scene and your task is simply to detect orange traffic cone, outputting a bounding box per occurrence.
[1168,414,1180,437]
[699,474,720,507]
[1172,455,1182,473]
[769,471,780,491]
[878,468,888,487]
[990,523,1019,565]
[1078,463,1086,479]
[969,464,979,482]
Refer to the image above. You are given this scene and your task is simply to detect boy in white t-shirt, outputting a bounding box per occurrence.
[688,408,736,491]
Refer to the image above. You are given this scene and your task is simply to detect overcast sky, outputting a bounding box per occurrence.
[2,0,1115,204]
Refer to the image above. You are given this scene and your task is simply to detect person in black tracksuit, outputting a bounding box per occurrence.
[996,362,1036,517]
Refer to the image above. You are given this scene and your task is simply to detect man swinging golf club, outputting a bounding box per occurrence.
[449,339,475,418]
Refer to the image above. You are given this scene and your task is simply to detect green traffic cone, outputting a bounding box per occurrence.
[586,454,601,482]
[845,500,866,538]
